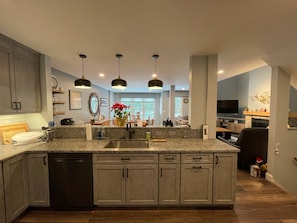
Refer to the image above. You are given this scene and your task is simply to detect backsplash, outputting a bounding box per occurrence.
[53,126,201,139]
[0,113,47,130]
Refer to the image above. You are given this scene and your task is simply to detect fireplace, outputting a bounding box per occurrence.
[252,118,269,128]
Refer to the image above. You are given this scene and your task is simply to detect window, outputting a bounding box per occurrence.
[175,97,183,117]
[121,98,155,120]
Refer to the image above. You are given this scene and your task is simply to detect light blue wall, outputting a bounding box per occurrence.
[52,68,110,125]
[217,66,271,117]
[217,72,249,117]
[248,66,272,112]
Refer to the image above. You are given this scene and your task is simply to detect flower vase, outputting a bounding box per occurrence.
[116,117,127,127]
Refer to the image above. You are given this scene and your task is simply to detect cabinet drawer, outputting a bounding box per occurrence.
[181,153,213,164]
[93,153,158,164]
[159,154,180,163]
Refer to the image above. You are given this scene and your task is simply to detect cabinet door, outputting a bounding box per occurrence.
[0,163,6,223]
[180,164,213,205]
[3,154,29,223]
[27,153,49,206]
[126,164,158,205]
[159,164,180,205]
[13,50,41,112]
[0,45,15,113]
[93,164,125,205]
[213,153,237,205]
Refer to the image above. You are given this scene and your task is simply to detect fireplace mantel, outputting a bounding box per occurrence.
[243,111,270,117]
[243,111,270,127]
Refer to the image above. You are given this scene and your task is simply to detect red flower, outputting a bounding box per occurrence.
[111,103,130,118]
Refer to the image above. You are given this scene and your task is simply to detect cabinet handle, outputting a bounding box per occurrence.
[126,168,129,178]
[17,102,22,110]
[12,102,17,110]
[122,168,125,178]
[192,157,202,160]
[165,157,174,160]
[192,166,202,169]
[160,168,163,177]
[215,155,219,164]
[121,157,130,161]
[43,156,47,165]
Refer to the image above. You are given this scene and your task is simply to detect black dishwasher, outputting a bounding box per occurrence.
[48,153,93,210]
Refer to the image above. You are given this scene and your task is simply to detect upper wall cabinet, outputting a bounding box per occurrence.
[0,34,41,114]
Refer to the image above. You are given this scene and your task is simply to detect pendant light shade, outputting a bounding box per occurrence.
[75,54,91,89]
[112,54,127,89]
[148,54,163,89]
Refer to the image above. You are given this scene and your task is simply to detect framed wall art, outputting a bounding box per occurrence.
[100,97,109,107]
[69,90,82,110]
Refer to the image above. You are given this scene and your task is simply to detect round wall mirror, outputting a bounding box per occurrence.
[88,92,100,117]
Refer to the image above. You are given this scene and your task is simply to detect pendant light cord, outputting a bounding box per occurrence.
[116,54,123,79]
[79,54,87,79]
[152,54,159,79]
[82,57,85,79]
[154,57,157,76]
[118,56,121,78]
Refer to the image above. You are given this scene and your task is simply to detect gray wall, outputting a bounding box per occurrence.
[289,86,297,112]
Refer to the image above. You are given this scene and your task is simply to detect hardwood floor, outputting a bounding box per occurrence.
[14,170,297,223]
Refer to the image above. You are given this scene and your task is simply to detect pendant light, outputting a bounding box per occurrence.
[148,54,163,89]
[111,54,127,89]
[74,54,91,89]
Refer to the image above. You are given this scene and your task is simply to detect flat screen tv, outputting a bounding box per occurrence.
[217,100,239,114]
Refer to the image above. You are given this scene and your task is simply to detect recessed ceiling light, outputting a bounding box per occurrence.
[218,70,224,74]
[98,73,105,77]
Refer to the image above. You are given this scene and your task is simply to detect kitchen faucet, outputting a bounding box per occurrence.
[126,123,135,139]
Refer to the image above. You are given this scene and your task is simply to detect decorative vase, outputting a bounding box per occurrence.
[116,117,127,127]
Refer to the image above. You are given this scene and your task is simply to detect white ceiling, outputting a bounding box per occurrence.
[1,0,297,92]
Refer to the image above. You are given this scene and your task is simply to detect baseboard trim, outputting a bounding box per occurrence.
[265,172,274,183]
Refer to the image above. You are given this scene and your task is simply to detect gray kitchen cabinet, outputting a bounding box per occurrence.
[159,154,180,205]
[93,164,126,205]
[27,153,50,206]
[3,154,29,223]
[0,34,41,114]
[125,164,158,205]
[180,153,213,205]
[0,163,6,223]
[93,153,158,206]
[213,153,237,206]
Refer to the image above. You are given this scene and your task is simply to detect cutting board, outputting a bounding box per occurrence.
[152,138,167,142]
[0,123,29,145]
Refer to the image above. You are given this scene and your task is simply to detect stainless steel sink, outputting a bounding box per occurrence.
[104,139,149,148]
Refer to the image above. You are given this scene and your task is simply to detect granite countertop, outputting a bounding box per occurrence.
[0,138,239,162]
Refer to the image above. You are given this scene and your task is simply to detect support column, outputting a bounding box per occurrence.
[189,55,218,139]
[169,85,175,122]
[266,66,290,183]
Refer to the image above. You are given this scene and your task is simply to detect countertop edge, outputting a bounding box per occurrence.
[0,138,239,162]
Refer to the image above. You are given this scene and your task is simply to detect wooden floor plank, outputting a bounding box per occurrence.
[14,170,297,223]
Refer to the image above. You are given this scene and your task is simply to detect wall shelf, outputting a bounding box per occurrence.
[53,101,65,105]
[52,88,65,116]
[52,89,64,94]
[53,111,65,115]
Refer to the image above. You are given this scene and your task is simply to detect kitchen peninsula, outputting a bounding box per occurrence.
[0,134,239,223]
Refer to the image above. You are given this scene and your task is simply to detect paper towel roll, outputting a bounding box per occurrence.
[85,124,92,141]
